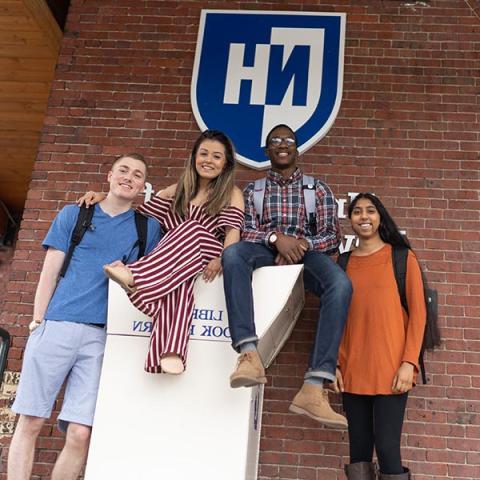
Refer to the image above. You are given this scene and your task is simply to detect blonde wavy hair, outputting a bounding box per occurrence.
[172,130,236,218]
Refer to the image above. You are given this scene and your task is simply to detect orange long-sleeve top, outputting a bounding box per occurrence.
[338,244,426,395]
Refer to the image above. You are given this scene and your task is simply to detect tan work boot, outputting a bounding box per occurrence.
[230,350,267,388]
[289,383,348,429]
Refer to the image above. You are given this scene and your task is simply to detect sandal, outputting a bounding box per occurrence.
[160,355,185,375]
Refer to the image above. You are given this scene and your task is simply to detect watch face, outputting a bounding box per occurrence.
[270,233,277,244]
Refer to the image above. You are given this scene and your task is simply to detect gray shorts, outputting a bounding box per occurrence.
[12,320,107,433]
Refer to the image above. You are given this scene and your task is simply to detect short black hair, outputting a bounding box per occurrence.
[264,124,298,147]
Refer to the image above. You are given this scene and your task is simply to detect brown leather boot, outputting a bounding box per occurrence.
[344,462,377,479]
[230,350,267,388]
[289,383,348,429]
[378,467,411,479]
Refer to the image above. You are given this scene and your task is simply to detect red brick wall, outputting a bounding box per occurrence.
[1,1,479,479]
[0,246,14,308]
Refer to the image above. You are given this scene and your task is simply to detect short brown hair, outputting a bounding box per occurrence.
[111,153,148,175]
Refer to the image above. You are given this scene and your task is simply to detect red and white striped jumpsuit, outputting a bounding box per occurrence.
[128,196,244,373]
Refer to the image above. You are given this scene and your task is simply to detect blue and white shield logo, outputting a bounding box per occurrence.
[191,10,346,170]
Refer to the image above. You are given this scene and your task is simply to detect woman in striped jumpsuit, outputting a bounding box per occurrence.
[103,130,244,374]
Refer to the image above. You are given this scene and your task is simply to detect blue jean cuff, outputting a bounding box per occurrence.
[232,336,258,353]
[304,370,336,383]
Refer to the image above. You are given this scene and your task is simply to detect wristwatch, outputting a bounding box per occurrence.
[268,232,278,246]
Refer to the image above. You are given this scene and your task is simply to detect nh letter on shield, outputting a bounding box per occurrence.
[191,10,346,170]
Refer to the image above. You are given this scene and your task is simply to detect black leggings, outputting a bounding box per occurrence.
[343,392,408,475]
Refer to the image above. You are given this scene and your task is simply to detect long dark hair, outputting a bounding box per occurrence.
[348,193,411,249]
[172,130,236,217]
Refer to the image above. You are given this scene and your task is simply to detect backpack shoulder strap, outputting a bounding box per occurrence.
[134,211,148,259]
[302,175,316,219]
[392,246,409,315]
[336,251,352,271]
[253,177,267,223]
[419,347,427,385]
[59,205,95,278]
[393,245,435,385]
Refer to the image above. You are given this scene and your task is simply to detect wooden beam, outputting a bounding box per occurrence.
[0,30,50,44]
[0,80,51,94]
[22,0,62,56]
[0,45,55,58]
[0,16,36,29]
[0,0,63,214]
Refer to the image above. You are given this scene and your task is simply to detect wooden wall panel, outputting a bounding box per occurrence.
[0,0,61,216]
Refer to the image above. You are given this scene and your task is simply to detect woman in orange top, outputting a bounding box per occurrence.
[335,193,426,480]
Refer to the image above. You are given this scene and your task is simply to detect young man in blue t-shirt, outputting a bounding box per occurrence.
[8,154,161,480]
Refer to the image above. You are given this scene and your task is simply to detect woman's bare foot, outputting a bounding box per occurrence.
[160,354,185,375]
[103,262,136,293]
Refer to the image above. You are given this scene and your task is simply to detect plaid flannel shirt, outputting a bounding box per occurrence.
[242,168,341,254]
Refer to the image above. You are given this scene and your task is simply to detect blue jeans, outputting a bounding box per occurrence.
[222,242,352,382]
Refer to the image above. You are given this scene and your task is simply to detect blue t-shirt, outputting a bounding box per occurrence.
[43,204,161,324]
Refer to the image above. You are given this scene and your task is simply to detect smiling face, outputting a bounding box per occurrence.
[194,139,227,181]
[107,156,146,201]
[265,125,298,171]
[349,197,382,241]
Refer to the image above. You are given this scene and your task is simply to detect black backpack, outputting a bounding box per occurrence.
[59,205,148,278]
[337,246,441,384]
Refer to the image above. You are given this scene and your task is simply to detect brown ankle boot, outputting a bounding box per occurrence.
[378,467,410,479]
[344,462,377,479]
[289,383,348,429]
[230,350,267,388]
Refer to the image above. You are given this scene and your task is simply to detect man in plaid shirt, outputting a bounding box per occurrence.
[222,124,352,429]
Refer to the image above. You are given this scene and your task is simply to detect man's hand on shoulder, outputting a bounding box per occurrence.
[274,233,308,264]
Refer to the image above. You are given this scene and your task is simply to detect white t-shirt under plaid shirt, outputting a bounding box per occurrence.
[241,168,341,254]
